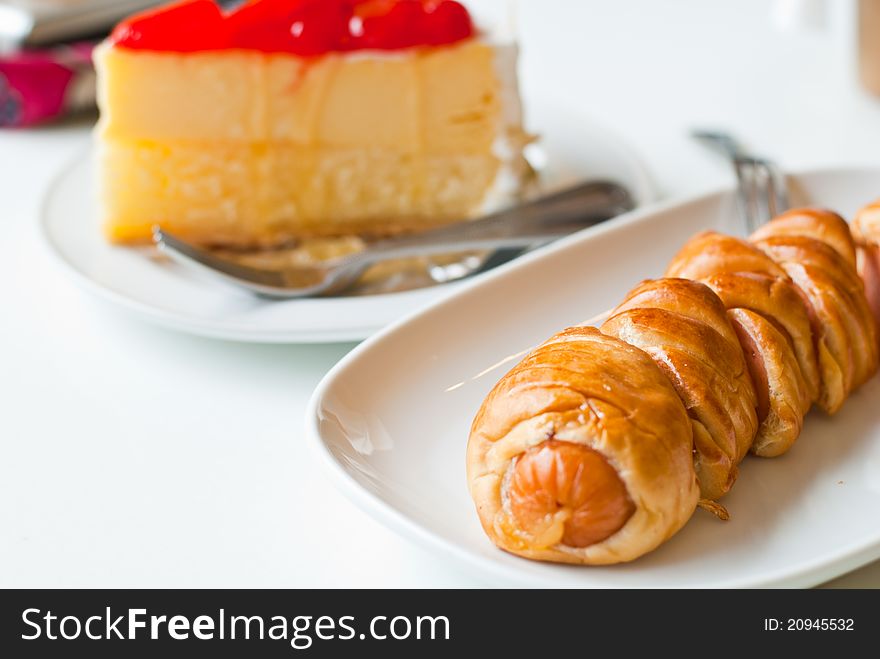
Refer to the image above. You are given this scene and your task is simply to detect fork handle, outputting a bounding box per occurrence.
[344,181,634,265]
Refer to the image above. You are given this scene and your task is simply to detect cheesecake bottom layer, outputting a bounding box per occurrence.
[100,139,502,247]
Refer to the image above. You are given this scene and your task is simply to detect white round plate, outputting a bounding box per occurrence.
[42,103,654,343]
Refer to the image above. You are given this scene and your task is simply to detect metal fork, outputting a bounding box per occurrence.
[154,180,634,299]
[692,130,789,231]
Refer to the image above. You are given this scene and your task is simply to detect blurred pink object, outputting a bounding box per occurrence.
[0,41,95,127]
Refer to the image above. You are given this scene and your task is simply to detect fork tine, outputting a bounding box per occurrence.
[693,130,789,233]
[753,160,774,227]
[752,158,789,223]
[767,161,789,216]
[762,162,779,220]
[734,157,760,233]
[153,227,291,289]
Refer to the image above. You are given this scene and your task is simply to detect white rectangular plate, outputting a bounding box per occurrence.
[305,167,880,587]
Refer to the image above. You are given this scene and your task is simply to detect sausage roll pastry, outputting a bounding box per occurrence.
[726,307,811,457]
[753,234,878,407]
[753,211,877,389]
[701,272,819,403]
[750,208,857,268]
[665,231,787,281]
[608,275,740,342]
[701,273,815,456]
[469,205,880,566]
[850,200,880,333]
[665,234,818,453]
[601,279,758,500]
[852,200,880,248]
[667,222,875,414]
[467,326,699,565]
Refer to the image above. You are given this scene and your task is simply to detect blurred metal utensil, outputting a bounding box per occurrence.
[692,130,789,231]
[0,1,163,50]
[154,180,634,299]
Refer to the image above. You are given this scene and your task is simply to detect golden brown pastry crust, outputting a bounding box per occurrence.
[601,279,757,500]
[777,262,852,413]
[754,235,878,396]
[727,308,811,457]
[610,278,741,348]
[701,272,820,404]
[467,326,698,565]
[666,231,787,281]
[751,208,857,268]
[849,200,880,249]
[751,211,878,401]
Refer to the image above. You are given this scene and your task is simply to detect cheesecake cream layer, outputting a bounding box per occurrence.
[95,39,527,247]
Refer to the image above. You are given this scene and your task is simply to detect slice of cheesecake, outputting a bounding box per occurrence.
[95,0,528,247]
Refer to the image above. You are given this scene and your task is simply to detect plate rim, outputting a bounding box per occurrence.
[304,164,880,587]
[37,163,462,343]
[39,108,658,344]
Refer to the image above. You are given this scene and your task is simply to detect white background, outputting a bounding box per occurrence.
[3,0,880,586]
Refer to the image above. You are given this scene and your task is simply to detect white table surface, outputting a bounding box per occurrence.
[3,0,880,587]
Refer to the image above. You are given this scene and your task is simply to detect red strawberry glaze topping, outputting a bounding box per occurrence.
[110,0,475,54]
